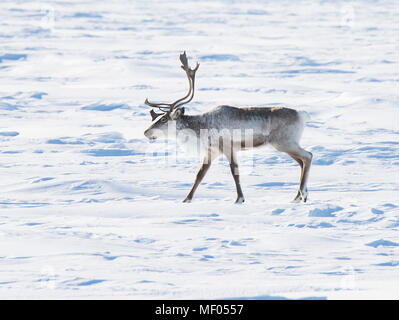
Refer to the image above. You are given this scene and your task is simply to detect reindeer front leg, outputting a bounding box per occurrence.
[183,151,213,203]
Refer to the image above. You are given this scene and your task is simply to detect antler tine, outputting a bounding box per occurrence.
[144,98,171,112]
[144,98,170,108]
[169,52,199,111]
[175,61,199,109]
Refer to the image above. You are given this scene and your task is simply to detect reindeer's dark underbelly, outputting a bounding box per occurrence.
[239,134,269,149]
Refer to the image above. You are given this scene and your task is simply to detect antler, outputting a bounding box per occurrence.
[144,51,199,113]
[143,98,171,113]
[174,52,199,111]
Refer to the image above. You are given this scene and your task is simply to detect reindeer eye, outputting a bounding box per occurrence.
[161,117,168,123]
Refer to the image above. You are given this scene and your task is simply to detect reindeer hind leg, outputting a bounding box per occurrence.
[273,143,312,203]
[288,153,304,202]
[290,147,312,202]
[225,151,245,204]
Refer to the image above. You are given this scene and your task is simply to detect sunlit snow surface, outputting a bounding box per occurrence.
[0,0,399,299]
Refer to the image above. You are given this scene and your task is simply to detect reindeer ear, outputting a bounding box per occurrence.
[171,107,184,120]
[150,109,162,121]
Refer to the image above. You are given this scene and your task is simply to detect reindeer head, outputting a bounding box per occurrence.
[144,51,199,140]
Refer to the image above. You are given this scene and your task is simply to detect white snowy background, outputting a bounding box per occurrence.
[0,0,399,299]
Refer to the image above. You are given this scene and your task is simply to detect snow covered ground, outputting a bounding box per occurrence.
[1,0,399,299]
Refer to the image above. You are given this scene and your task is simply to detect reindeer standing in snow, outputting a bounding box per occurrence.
[144,52,312,203]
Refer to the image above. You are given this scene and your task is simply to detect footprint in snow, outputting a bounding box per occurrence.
[0,131,19,137]
[371,208,384,215]
[309,205,343,217]
[193,247,208,252]
[272,208,285,215]
[308,222,335,228]
[366,239,399,248]
[230,241,246,246]
[77,279,106,286]
[376,261,399,267]
[81,103,130,111]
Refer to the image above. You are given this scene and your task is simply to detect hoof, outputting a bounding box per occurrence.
[301,189,308,203]
[291,191,302,203]
[291,197,301,203]
[292,189,308,203]
[235,197,245,204]
[182,198,192,203]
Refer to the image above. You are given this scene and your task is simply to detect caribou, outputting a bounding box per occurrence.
[144,52,312,203]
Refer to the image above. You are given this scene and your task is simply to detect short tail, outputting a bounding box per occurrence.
[298,110,311,123]
[296,111,310,143]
